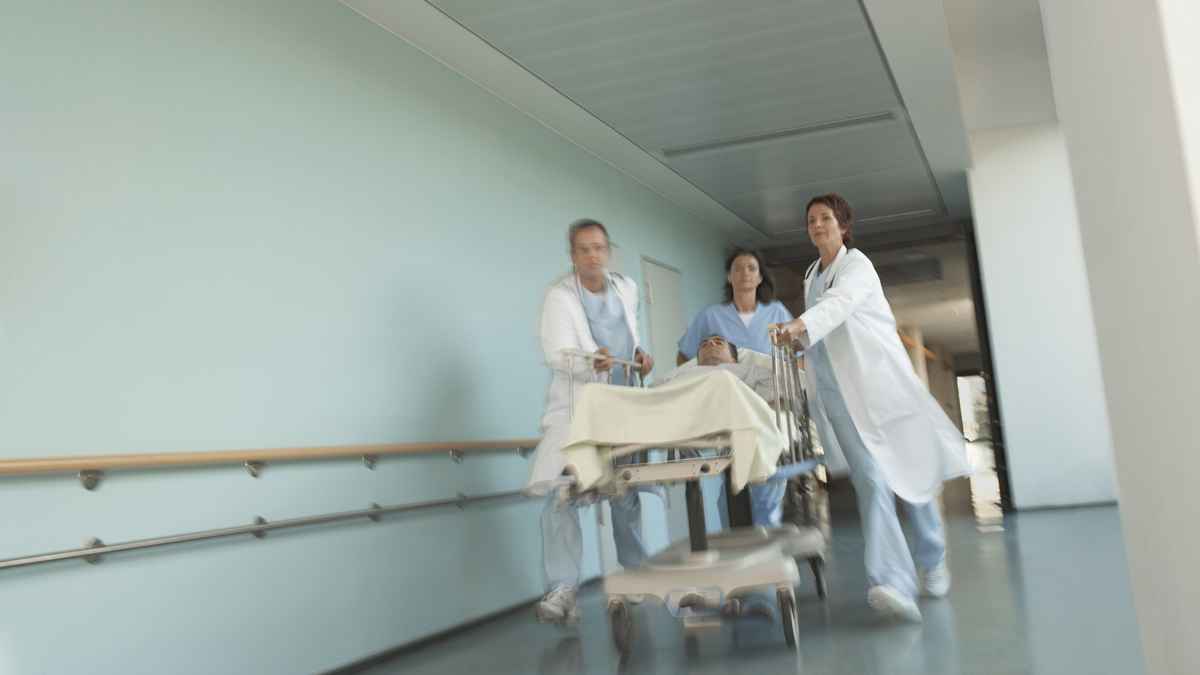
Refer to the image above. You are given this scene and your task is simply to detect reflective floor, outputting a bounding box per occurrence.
[363,467,1144,675]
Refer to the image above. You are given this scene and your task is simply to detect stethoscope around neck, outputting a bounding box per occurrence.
[569,268,639,387]
[806,259,839,292]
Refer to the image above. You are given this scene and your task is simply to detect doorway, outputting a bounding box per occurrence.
[593,256,692,573]
[958,373,1003,527]
[957,374,989,442]
[637,257,695,546]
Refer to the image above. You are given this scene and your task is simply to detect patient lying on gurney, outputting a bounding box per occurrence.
[650,335,801,620]
[655,335,775,403]
[558,340,785,495]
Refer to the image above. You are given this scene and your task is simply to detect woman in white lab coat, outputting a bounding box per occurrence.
[777,194,970,623]
[526,219,654,625]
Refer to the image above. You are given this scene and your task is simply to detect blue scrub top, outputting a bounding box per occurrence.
[580,280,636,386]
[677,300,793,359]
[805,266,841,395]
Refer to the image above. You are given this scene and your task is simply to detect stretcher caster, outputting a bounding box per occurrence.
[778,588,800,649]
[608,599,634,656]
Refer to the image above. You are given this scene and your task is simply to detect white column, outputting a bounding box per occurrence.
[967,123,1116,509]
[1039,2,1200,673]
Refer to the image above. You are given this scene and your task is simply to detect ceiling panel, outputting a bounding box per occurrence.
[502,4,860,63]
[572,46,883,119]
[664,115,920,199]
[516,14,870,83]
[623,97,900,154]
[429,0,948,236]
[609,75,899,150]
[439,0,860,54]
[725,166,940,234]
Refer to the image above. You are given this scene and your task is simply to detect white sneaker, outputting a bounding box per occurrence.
[536,585,580,624]
[922,561,951,598]
[867,585,923,623]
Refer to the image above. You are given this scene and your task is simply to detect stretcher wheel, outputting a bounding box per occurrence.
[608,600,634,656]
[777,588,799,649]
[809,557,828,600]
[684,633,700,658]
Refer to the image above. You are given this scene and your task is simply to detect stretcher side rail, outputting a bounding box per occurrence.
[558,340,827,655]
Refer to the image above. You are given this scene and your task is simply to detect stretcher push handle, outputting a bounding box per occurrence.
[562,348,647,388]
[561,348,643,370]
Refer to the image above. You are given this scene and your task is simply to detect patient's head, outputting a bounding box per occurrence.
[698,335,738,366]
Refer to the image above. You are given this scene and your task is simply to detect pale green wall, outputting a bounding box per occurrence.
[0,2,733,673]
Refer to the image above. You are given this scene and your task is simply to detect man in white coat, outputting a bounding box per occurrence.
[778,193,970,623]
[527,219,654,624]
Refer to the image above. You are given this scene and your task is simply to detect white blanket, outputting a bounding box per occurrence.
[656,354,777,403]
[560,370,785,494]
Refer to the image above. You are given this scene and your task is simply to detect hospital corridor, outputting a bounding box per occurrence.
[1,2,1198,675]
[367,481,1139,675]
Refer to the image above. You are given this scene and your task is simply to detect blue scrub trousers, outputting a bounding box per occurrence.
[698,468,786,531]
[541,480,647,590]
[818,374,946,599]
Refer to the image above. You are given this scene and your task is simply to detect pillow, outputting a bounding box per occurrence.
[737,348,773,370]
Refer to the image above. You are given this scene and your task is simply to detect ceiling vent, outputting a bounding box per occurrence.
[876,257,943,286]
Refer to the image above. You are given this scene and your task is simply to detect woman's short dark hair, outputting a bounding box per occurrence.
[723,248,776,305]
[805,193,855,248]
[567,218,610,250]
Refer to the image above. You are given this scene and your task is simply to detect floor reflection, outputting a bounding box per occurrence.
[365,461,1142,675]
[966,441,1005,530]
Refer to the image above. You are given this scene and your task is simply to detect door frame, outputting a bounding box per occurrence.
[639,254,683,365]
[963,223,1015,512]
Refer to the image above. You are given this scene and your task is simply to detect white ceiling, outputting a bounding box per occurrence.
[427,0,965,241]
[344,0,978,351]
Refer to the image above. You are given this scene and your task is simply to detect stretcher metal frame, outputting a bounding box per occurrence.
[562,333,826,655]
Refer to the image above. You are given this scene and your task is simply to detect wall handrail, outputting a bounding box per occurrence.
[0,438,541,479]
[0,488,527,571]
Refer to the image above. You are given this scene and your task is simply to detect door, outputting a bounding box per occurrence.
[640,257,692,544]
[591,255,690,574]
[641,256,686,376]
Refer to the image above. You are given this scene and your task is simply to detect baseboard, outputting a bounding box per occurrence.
[320,579,601,674]
[1015,500,1118,513]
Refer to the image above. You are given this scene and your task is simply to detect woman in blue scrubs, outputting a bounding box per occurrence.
[677,249,794,365]
[677,249,793,527]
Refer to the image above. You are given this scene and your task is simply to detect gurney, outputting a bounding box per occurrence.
[556,331,826,654]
